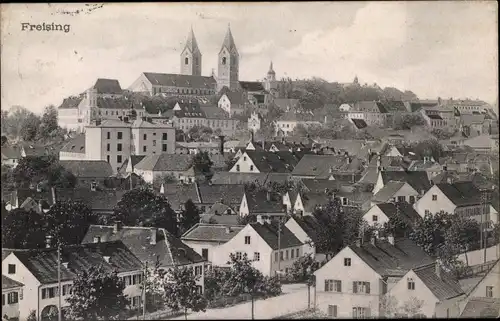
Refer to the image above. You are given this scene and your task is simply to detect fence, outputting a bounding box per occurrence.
[457,243,500,266]
[456,260,497,279]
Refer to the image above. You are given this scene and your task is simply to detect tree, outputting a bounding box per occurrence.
[409,212,449,256]
[20,112,42,141]
[143,258,168,312]
[13,156,76,188]
[110,187,178,236]
[411,139,444,160]
[163,266,207,320]
[38,105,59,139]
[44,201,98,246]
[392,113,426,130]
[2,208,46,249]
[288,253,318,282]
[237,214,257,225]
[401,297,424,317]
[66,264,128,321]
[431,128,457,140]
[179,199,201,234]
[191,151,213,175]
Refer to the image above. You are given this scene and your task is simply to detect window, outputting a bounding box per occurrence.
[280,251,284,260]
[196,285,203,294]
[107,132,111,139]
[117,143,122,152]
[275,252,278,262]
[93,236,101,243]
[8,264,15,274]
[324,280,342,292]
[162,133,168,140]
[132,296,141,307]
[352,307,370,319]
[397,196,405,203]
[143,134,147,140]
[236,252,243,260]
[245,236,251,244]
[152,140,156,147]
[7,292,18,304]
[344,258,351,266]
[2,294,4,306]
[42,287,56,299]
[106,155,110,163]
[342,198,348,205]
[185,57,189,65]
[243,156,247,161]
[372,215,378,222]
[432,194,437,201]
[425,210,430,216]
[285,250,289,260]
[328,305,338,317]
[296,248,299,257]
[250,165,254,171]
[353,281,370,294]
[117,155,122,163]
[291,249,294,259]
[117,132,123,140]
[162,144,167,152]
[143,146,147,152]
[254,252,260,261]
[486,286,493,298]
[222,57,227,65]
[407,278,415,290]
[409,196,415,204]
[107,143,110,151]
[62,284,72,296]
[202,249,208,260]
[194,266,203,276]
[236,164,240,172]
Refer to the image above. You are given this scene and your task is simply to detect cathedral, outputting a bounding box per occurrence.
[128,24,278,101]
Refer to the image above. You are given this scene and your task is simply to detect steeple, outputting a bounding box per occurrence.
[180,26,202,76]
[184,26,200,54]
[220,23,238,54]
[268,61,275,75]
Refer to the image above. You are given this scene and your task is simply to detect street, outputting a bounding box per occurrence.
[168,283,311,320]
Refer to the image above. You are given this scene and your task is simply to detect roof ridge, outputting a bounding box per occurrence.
[160,228,176,268]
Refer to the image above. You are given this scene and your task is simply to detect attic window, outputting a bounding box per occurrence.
[93,236,101,243]
[407,278,415,290]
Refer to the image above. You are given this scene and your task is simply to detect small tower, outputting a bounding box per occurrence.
[180,26,202,76]
[264,61,277,92]
[217,24,239,92]
[353,75,359,85]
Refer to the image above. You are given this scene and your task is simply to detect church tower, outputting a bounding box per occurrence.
[217,24,239,92]
[264,61,277,91]
[180,27,202,76]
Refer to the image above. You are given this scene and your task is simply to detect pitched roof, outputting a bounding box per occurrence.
[143,72,216,89]
[277,110,320,122]
[239,81,265,92]
[197,183,245,205]
[182,223,244,242]
[183,27,200,53]
[2,275,24,289]
[59,160,113,178]
[315,139,369,158]
[221,25,238,54]
[289,215,321,244]
[158,183,200,210]
[173,101,206,118]
[82,226,204,267]
[300,192,332,212]
[460,297,500,318]
[210,172,293,185]
[245,151,303,173]
[352,101,387,113]
[96,97,138,109]
[135,154,193,172]
[348,238,434,277]
[461,114,486,126]
[376,202,421,227]
[203,202,235,215]
[292,155,361,177]
[250,222,303,250]
[1,145,21,159]
[301,179,343,194]
[381,171,431,193]
[58,96,83,109]
[427,114,443,120]
[11,241,142,284]
[373,181,407,203]
[351,118,368,129]
[436,182,482,206]
[118,155,146,176]
[244,188,286,214]
[199,213,239,224]
[201,106,230,119]
[93,78,123,94]
[412,263,464,301]
[382,100,407,113]
[60,134,85,153]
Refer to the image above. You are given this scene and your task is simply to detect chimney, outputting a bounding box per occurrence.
[113,221,123,233]
[266,191,271,201]
[264,217,272,224]
[150,228,157,245]
[36,183,42,193]
[256,215,265,225]
[160,184,165,195]
[370,237,376,246]
[261,140,265,150]
[62,262,69,269]
[388,234,394,245]
[435,260,441,279]
[324,188,329,194]
[225,226,232,233]
[95,119,101,126]
[355,238,361,247]
[103,256,110,263]
[45,235,53,248]
[219,135,225,155]
[51,187,57,204]
[250,131,255,143]
[90,181,97,192]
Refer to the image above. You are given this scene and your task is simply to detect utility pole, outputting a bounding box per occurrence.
[277,216,282,279]
[481,192,488,263]
[143,261,147,320]
[58,241,62,321]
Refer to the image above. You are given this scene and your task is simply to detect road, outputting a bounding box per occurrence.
[168,283,311,320]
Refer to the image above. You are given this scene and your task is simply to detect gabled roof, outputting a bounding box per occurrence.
[460,297,500,318]
[93,78,123,95]
[375,202,421,227]
[135,154,193,172]
[182,223,244,242]
[143,72,216,89]
[289,215,321,245]
[220,25,238,54]
[58,96,84,109]
[117,155,146,176]
[2,275,24,289]
[60,134,85,153]
[239,81,265,92]
[173,101,206,118]
[373,181,407,203]
[277,110,320,122]
[201,106,231,119]
[158,183,200,210]
[197,183,245,205]
[200,213,239,225]
[301,179,343,193]
[352,101,387,113]
[292,155,361,178]
[427,114,443,120]
[59,160,113,178]
[315,139,369,158]
[183,27,200,53]
[96,97,138,109]
[82,226,204,268]
[203,202,235,215]
[244,150,303,173]
[10,241,142,284]
[351,118,368,129]
[250,222,303,250]
[244,188,286,214]
[210,172,293,185]
[435,182,482,207]
[381,171,431,193]
[382,100,407,113]
[223,91,246,105]
[348,238,434,277]
[412,263,464,301]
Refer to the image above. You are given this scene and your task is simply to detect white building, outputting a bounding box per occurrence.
[248,111,262,132]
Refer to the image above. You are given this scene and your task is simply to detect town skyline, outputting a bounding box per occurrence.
[1,2,498,114]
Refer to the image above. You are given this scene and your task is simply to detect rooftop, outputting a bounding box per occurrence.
[413,263,464,301]
[182,223,244,242]
[143,72,216,89]
[250,222,303,250]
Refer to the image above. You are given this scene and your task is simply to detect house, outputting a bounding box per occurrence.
[181,223,244,262]
[239,188,286,219]
[313,237,434,318]
[81,223,206,292]
[413,182,496,229]
[2,241,143,321]
[201,106,239,137]
[196,183,245,212]
[419,105,457,129]
[459,297,500,318]
[272,98,300,112]
[59,133,86,161]
[128,72,217,97]
[210,221,304,276]
[363,202,421,232]
[338,103,352,112]
[463,134,499,153]
[59,160,113,187]
[230,150,303,173]
[372,170,431,196]
[292,155,364,180]
[371,181,419,205]
[2,275,24,321]
[387,262,465,318]
[157,183,200,213]
[117,155,146,177]
[407,159,443,180]
[133,153,196,184]
[199,203,239,225]
[209,171,292,185]
[1,146,21,168]
[349,118,368,130]
[346,101,387,127]
[274,110,322,136]
[285,215,325,262]
[247,111,262,132]
[287,191,332,216]
[218,91,247,115]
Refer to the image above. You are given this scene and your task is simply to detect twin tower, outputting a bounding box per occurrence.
[180,24,239,91]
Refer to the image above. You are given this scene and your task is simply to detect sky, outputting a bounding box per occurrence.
[1,2,498,114]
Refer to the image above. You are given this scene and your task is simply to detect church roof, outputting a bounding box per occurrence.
[268,61,275,75]
[143,72,216,89]
[184,27,200,53]
[220,24,238,54]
